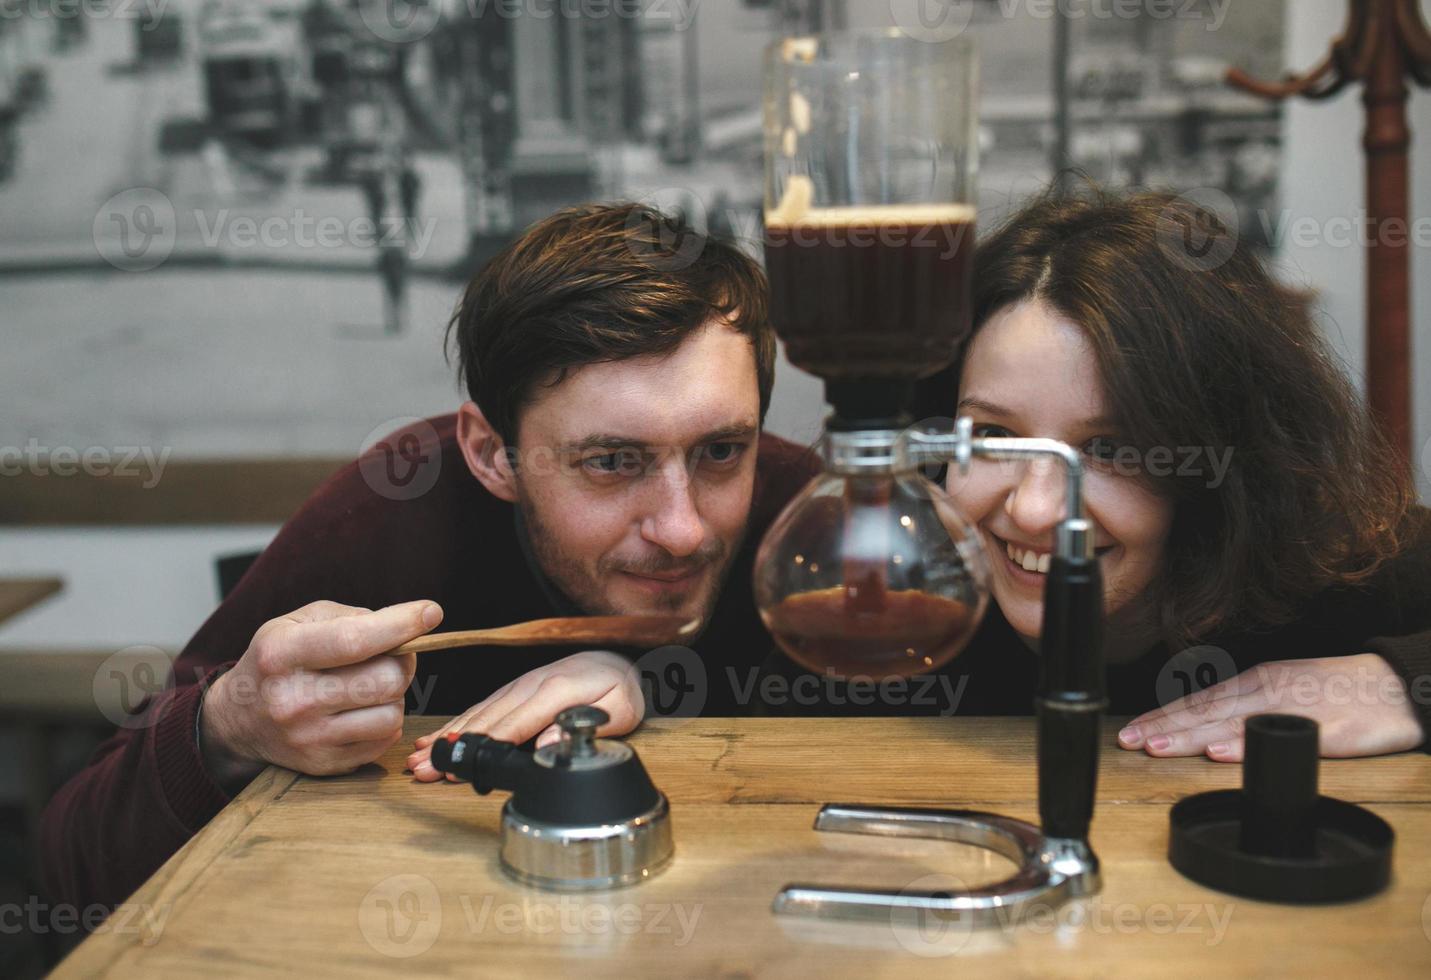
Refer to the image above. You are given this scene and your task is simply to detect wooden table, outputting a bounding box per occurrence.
[56,717,1431,977]
[0,575,62,625]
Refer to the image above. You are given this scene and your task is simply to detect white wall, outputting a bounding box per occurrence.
[0,527,278,650]
[1275,0,1431,501]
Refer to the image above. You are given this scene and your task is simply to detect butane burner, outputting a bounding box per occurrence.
[431,705,674,891]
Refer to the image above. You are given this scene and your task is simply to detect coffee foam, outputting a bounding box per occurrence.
[766,177,975,227]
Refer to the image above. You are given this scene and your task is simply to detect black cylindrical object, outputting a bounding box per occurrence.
[1168,714,1395,903]
[823,380,915,432]
[1036,553,1106,841]
[429,732,532,796]
[1238,714,1319,857]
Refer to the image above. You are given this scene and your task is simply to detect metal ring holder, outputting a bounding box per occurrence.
[773,422,1108,925]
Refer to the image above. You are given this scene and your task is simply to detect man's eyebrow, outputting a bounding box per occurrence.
[956,397,1117,430]
[560,422,758,453]
[697,422,759,443]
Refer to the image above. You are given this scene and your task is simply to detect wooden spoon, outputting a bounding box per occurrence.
[392,614,701,656]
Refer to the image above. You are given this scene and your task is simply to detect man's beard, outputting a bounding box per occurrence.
[519,493,748,625]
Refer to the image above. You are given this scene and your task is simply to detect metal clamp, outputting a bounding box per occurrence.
[902,421,1093,558]
[773,805,1100,926]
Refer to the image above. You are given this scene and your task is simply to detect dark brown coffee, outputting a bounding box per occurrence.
[764,202,976,381]
[762,587,978,679]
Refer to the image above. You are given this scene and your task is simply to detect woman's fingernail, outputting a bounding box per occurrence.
[415,761,432,775]
[1118,726,1141,745]
[1146,735,1171,751]
[1207,742,1230,755]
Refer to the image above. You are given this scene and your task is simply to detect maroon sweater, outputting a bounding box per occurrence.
[41,415,1431,912]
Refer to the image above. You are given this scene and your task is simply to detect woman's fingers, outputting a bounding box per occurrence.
[1135,714,1268,759]
[1121,654,1424,761]
[1119,668,1275,748]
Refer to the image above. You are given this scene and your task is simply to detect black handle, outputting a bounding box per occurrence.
[1036,553,1106,840]
[1238,714,1319,858]
[428,726,662,824]
[430,732,531,795]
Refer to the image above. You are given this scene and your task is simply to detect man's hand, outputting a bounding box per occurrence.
[406,650,644,782]
[200,599,443,788]
[1118,653,1425,761]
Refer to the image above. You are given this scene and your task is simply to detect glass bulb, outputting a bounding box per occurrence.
[754,469,989,679]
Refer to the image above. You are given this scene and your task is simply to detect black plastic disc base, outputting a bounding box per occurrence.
[1168,789,1393,903]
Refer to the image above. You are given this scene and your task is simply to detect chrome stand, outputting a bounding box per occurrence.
[774,806,1100,926]
[773,421,1107,925]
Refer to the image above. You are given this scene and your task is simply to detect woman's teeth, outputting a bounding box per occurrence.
[1006,542,1052,574]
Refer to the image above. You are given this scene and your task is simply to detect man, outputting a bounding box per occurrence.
[42,204,819,911]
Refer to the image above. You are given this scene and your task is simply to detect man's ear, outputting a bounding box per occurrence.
[456,401,518,503]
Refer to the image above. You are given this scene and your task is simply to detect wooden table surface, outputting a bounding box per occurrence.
[0,575,62,625]
[57,717,1431,978]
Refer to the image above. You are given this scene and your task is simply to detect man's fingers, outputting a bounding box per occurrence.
[283,600,374,624]
[408,744,442,781]
[414,679,521,749]
[272,600,443,672]
[321,700,405,745]
[485,675,618,745]
[450,675,549,740]
[408,701,493,776]
[320,654,415,711]
[314,736,402,776]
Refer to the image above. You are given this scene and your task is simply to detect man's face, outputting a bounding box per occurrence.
[511,321,762,625]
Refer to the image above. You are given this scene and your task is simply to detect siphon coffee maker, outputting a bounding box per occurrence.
[755,30,1105,926]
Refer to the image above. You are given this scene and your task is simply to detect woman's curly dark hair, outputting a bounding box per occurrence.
[916,187,1413,647]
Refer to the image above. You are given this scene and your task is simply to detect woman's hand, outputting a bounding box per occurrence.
[1118,653,1425,761]
[405,650,644,782]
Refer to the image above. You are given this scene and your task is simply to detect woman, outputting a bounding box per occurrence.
[919,188,1430,761]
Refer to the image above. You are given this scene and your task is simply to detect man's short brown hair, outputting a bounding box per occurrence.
[446,203,776,444]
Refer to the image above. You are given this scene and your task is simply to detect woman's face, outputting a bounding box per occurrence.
[948,299,1175,642]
